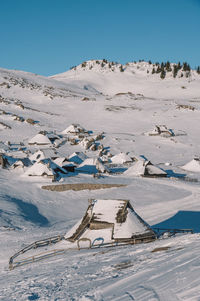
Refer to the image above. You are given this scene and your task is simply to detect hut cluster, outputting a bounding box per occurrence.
[0,123,197,181]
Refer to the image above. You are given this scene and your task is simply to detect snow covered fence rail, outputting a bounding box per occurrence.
[9,234,64,270]
[8,235,156,270]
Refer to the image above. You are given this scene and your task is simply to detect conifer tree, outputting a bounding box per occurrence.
[173,65,178,78]
[183,62,190,72]
[119,64,124,72]
[152,67,156,74]
[166,61,171,72]
[156,65,161,73]
[160,69,166,79]
[177,62,182,70]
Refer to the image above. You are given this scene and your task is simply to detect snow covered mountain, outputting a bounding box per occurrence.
[1,61,200,300]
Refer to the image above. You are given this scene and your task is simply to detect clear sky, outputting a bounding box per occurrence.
[0,0,200,76]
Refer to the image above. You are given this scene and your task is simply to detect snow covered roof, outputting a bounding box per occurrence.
[79,137,94,150]
[65,199,155,244]
[0,142,9,153]
[53,157,75,168]
[111,152,133,164]
[68,152,88,164]
[147,125,174,137]
[28,133,52,145]
[77,157,109,174]
[181,158,200,172]
[11,158,32,169]
[29,149,58,162]
[125,158,167,177]
[46,132,60,140]
[24,159,67,177]
[61,124,87,135]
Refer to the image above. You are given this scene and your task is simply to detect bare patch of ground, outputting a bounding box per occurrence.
[42,183,126,192]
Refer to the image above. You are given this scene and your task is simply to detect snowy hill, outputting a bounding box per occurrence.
[1,62,200,300]
[51,59,200,97]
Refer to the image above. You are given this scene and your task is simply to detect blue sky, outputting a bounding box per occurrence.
[0,0,200,76]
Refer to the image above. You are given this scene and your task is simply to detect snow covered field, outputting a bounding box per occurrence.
[1,61,200,300]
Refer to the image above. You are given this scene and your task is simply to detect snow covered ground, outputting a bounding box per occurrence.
[1,61,200,300]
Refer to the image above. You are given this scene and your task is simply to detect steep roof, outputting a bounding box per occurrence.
[24,159,67,176]
[68,152,87,164]
[11,158,32,168]
[61,124,87,135]
[29,149,58,162]
[0,142,9,153]
[147,125,174,137]
[77,157,109,174]
[53,157,75,168]
[65,199,155,244]
[28,134,52,145]
[125,158,167,177]
[111,152,133,164]
[181,158,200,172]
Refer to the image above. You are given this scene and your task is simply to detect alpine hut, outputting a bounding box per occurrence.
[29,149,58,162]
[110,152,133,165]
[125,157,167,177]
[28,133,52,146]
[181,157,200,172]
[76,157,109,174]
[146,125,174,137]
[61,124,88,135]
[24,158,67,180]
[65,199,156,246]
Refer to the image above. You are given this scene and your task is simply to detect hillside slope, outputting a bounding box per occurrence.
[0,63,200,300]
[51,60,200,98]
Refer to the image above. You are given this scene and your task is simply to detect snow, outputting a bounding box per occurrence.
[111,152,133,164]
[24,160,55,176]
[181,158,200,172]
[63,199,154,245]
[68,152,88,164]
[1,61,200,300]
[28,133,52,145]
[124,158,166,177]
[61,123,87,135]
[51,60,200,98]
[114,208,151,238]
[125,159,146,176]
[29,149,58,162]
[77,157,109,174]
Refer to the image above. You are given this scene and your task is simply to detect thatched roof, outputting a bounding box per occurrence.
[28,133,52,145]
[111,152,133,164]
[77,157,109,174]
[29,149,58,162]
[61,124,87,135]
[181,157,200,172]
[24,158,67,177]
[68,152,87,164]
[65,199,156,244]
[125,157,167,177]
[147,125,174,137]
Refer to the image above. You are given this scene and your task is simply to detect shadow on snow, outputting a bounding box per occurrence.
[152,210,200,234]
[2,195,49,227]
